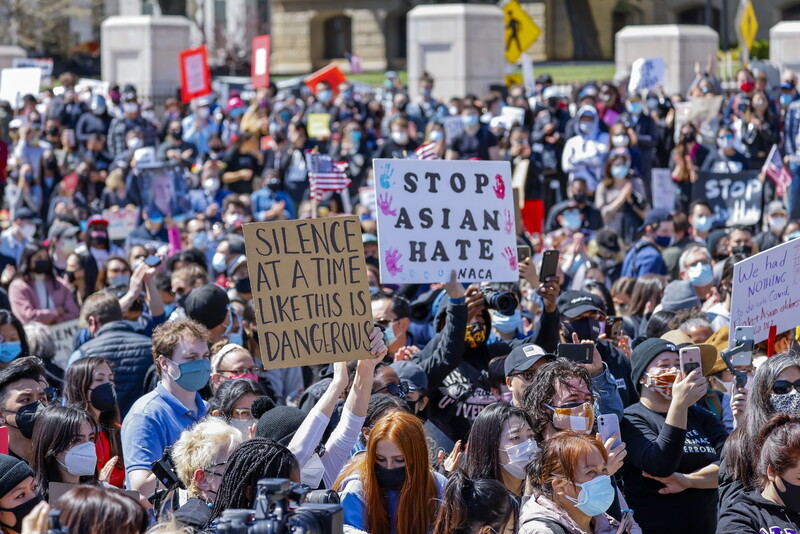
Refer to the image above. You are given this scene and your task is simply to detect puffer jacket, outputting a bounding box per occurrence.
[77,321,153,417]
[520,493,624,534]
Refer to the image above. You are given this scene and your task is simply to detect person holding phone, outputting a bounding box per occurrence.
[620,338,728,534]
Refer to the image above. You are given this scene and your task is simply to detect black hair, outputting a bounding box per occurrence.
[0,310,29,359]
[431,471,517,534]
[208,378,266,420]
[365,393,410,429]
[644,309,677,338]
[207,438,298,525]
[582,280,615,316]
[165,249,208,273]
[0,356,45,407]
[370,291,411,320]
[463,402,534,484]
[523,359,594,442]
[17,242,55,282]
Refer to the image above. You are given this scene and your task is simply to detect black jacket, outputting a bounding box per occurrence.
[77,321,153,417]
[174,497,213,532]
[716,489,800,534]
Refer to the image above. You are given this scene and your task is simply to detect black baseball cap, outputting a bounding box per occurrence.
[504,344,554,376]
[557,290,602,319]
[638,207,672,232]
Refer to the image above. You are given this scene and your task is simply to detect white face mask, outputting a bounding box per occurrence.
[769,216,788,232]
[391,130,409,145]
[123,102,138,114]
[300,452,326,488]
[127,137,142,150]
[500,438,538,479]
[611,134,629,147]
[59,441,97,476]
[204,177,221,193]
[229,418,254,441]
[198,107,211,119]
[20,224,36,239]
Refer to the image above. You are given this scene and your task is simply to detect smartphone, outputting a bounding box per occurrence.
[734,325,754,345]
[517,245,531,263]
[598,413,621,448]
[540,249,559,280]
[731,347,753,368]
[679,346,702,375]
[145,255,162,267]
[605,316,623,341]
[616,510,634,534]
[558,343,593,364]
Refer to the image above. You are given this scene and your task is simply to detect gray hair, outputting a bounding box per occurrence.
[678,245,712,272]
[679,316,712,335]
[23,321,56,361]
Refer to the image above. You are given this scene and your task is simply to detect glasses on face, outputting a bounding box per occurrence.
[230,408,254,420]
[376,381,409,398]
[203,462,226,478]
[374,318,395,328]
[219,367,256,376]
[772,379,800,395]
[511,369,536,382]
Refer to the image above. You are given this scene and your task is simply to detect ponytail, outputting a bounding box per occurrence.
[431,471,517,534]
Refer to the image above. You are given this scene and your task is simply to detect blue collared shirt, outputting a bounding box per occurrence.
[121,383,207,478]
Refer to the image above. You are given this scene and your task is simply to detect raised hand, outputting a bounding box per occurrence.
[377,192,397,216]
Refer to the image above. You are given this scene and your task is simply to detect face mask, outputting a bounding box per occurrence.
[229,418,254,441]
[687,262,713,287]
[33,259,51,274]
[462,114,479,127]
[89,382,117,413]
[226,331,244,346]
[192,232,209,250]
[212,252,227,274]
[740,81,755,93]
[234,277,251,294]
[0,341,21,363]
[681,132,695,144]
[90,232,109,248]
[123,102,138,114]
[731,244,753,256]
[769,216,788,232]
[374,464,406,491]
[6,401,42,439]
[567,317,601,342]
[108,274,130,288]
[465,322,487,349]
[578,122,592,135]
[501,439,539,479]
[225,213,244,227]
[318,90,332,104]
[548,402,594,433]
[166,358,211,392]
[21,224,36,240]
[59,441,97,476]
[60,238,77,256]
[644,368,678,399]
[127,137,142,150]
[717,135,734,150]
[429,130,443,142]
[626,101,643,114]
[654,235,673,248]
[491,310,522,335]
[0,493,43,533]
[170,128,183,139]
[780,93,794,107]
[565,475,615,517]
[611,134,629,148]
[775,476,800,514]
[611,164,630,179]
[562,211,582,231]
[197,107,210,119]
[449,106,459,116]
[391,131,409,145]
[204,177,221,194]
[693,215,712,232]
[770,392,800,415]
[300,453,326,488]
[382,323,397,347]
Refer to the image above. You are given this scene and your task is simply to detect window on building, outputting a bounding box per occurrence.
[324,15,351,59]
[784,4,800,19]
[676,7,720,33]
[142,0,155,15]
[215,0,227,26]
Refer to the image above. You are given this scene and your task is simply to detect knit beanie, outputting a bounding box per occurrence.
[0,454,34,498]
[253,395,307,446]
[630,338,679,392]
[184,284,230,330]
[661,280,702,312]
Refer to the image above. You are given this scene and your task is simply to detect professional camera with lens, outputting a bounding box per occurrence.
[216,478,343,534]
[481,286,519,316]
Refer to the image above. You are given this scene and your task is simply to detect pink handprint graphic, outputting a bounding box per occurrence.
[503,209,513,235]
[385,248,404,276]
[501,247,517,270]
[377,193,397,216]
[493,174,506,199]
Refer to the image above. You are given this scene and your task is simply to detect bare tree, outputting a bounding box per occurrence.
[0,0,90,57]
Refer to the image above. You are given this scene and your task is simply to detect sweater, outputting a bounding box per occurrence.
[9,277,79,325]
[716,489,800,534]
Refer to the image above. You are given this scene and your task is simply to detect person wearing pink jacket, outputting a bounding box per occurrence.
[9,242,79,325]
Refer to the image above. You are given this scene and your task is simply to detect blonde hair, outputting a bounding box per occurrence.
[105,168,125,191]
[171,417,242,498]
[146,519,193,534]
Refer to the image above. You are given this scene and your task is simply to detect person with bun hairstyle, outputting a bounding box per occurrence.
[717,414,800,533]
[431,471,518,534]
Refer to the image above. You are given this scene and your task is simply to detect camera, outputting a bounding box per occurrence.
[216,478,343,534]
[481,286,519,316]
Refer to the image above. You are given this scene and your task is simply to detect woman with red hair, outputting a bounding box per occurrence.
[334,411,446,534]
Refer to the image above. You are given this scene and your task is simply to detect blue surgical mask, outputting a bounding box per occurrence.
[611,164,629,179]
[627,101,643,114]
[490,310,522,334]
[565,475,615,517]
[351,130,362,144]
[693,215,712,232]
[212,252,227,274]
[164,303,177,317]
[383,324,397,347]
[318,90,332,103]
[562,211,582,231]
[654,235,673,248]
[166,358,211,392]
[192,232,209,250]
[463,114,479,127]
[687,262,714,287]
[578,121,592,135]
[429,130,443,142]
[226,332,244,346]
[0,341,22,363]
[780,93,793,107]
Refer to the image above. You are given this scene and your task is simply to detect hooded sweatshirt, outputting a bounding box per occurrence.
[716,489,800,534]
[561,106,610,192]
[519,493,624,534]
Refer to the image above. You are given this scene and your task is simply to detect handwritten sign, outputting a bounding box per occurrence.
[51,319,79,369]
[103,208,138,241]
[307,113,332,139]
[242,217,374,369]
[0,68,41,109]
[730,238,800,345]
[628,57,665,94]
[373,158,517,283]
[651,168,676,212]
[178,45,211,103]
[692,171,762,227]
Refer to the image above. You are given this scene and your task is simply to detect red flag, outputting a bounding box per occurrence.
[305,151,350,201]
[251,35,271,89]
[179,45,211,103]
[413,141,440,160]
[763,144,792,197]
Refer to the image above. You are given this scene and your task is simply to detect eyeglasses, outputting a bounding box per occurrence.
[230,408,254,420]
[203,462,226,478]
[376,381,409,399]
[510,370,536,382]
[374,318,395,328]
[772,379,800,395]
[218,367,256,376]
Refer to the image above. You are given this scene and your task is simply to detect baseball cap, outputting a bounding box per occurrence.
[766,200,788,216]
[504,344,554,376]
[14,207,41,224]
[638,208,673,232]
[557,290,602,319]
[47,221,80,241]
[184,284,230,330]
[391,361,428,392]
[87,214,109,227]
[362,233,378,245]
[594,228,620,255]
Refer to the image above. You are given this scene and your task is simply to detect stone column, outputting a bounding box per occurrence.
[770,21,800,74]
[271,8,313,74]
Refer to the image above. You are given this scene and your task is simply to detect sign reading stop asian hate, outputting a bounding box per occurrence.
[243,216,374,369]
[373,158,518,284]
[692,170,762,227]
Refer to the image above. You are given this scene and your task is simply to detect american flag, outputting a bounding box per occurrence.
[305,150,350,201]
[763,144,793,197]
[413,141,440,160]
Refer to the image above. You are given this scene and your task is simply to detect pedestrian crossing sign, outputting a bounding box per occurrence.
[503,0,541,64]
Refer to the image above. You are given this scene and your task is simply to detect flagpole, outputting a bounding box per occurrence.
[311,146,319,219]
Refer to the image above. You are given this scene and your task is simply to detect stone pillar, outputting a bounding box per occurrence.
[101,16,191,106]
[407,4,504,101]
[0,46,27,71]
[271,8,313,74]
[770,22,800,74]
[615,25,718,95]
[350,8,387,72]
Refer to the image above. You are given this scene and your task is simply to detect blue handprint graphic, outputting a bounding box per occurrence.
[379,164,395,189]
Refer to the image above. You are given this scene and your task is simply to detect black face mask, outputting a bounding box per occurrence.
[89,382,117,413]
[170,129,183,139]
[776,477,800,514]
[267,179,281,192]
[177,293,189,309]
[90,233,109,248]
[374,464,406,491]
[681,132,695,144]
[731,245,753,256]
[66,271,77,283]
[565,317,600,341]
[47,127,60,137]
[32,259,51,274]
[6,401,41,440]
[234,277,251,294]
[572,193,588,205]
[0,493,43,532]
[464,322,486,349]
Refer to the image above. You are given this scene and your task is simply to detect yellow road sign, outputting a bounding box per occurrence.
[736,0,758,52]
[503,0,541,64]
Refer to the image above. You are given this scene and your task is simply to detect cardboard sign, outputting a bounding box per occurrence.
[104,208,139,241]
[179,45,211,103]
[243,217,374,369]
[692,171,762,227]
[0,68,41,109]
[372,158,517,283]
[51,319,80,369]
[730,238,800,345]
[650,168,676,212]
[137,164,191,220]
[307,113,332,139]
[628,57,665,94]
[251,35,271,89]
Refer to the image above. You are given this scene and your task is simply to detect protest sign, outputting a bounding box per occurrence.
[307,113,332,138]
[251,35,271,89]
[730,238,800,345]
[692,170,762,227]
[443,116,464,142]
[372,158,517,284]
[650,168,676,212]
[500,106,526,130]
[104,207,139,241]
[242,216,374,369]
[0,68,41,109]
[179,45,211,103]
[628,57,665,94]
[51,319,79,369]
[137,164,191,220]
[12,58,53,84]
[359,186,377,219]
[304,63,346,96]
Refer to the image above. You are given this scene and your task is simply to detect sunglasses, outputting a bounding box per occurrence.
[510,369,536,382]
[376,381,409,399]
[772,379,800,395]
